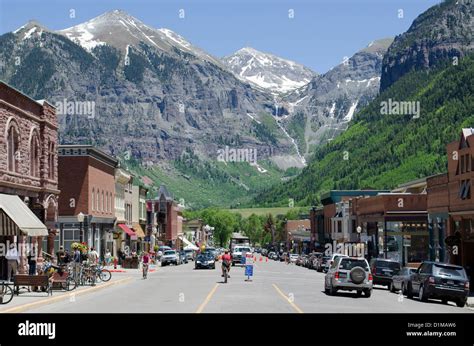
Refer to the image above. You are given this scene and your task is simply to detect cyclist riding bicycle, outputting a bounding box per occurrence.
[221,250,232,278]
[142,252,150,278]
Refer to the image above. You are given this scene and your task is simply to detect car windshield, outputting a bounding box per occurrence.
[185,250,192,253]
[376,260,401,270]
[235,247,251,253]
[164,251,175,255]
[433,264,466,278]
[339,259,369,271]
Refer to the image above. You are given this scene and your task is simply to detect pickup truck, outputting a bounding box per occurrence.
[231,245,252,266]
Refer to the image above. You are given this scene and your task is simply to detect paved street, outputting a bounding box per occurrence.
[7,257,470,314]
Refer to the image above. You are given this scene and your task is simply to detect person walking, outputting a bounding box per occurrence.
[104,249,112,267]
[27,248,37,275]
[56,246,66,265]
[73,247,82,282]
[6,243,19,282]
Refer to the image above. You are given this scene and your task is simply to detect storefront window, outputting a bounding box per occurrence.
[385,221,428,264]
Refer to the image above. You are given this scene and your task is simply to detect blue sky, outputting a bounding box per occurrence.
[0,0,441,73]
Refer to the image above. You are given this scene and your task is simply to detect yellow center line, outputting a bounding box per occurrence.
[195,283,219,313]
[272,283,304,313]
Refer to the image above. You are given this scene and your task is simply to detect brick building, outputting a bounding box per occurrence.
[58,145,117,257]
[284,219,311,254]
[0,81,59,278]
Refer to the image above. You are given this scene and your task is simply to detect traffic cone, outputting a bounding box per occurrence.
[259,256,262,262]
[266,257,268,262]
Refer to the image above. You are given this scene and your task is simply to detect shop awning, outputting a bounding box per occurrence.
[118,223,136,237]
[179,235,199,250]
[0,194,48,236]
[132,223,146,238]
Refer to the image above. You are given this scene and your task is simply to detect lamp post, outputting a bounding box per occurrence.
[356,226,362,242]
[77,212,85,243]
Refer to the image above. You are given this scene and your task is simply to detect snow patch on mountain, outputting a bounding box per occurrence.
[222,47,316,94]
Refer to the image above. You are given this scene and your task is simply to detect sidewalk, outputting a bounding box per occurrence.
[0,274,133,313]
[467,293,474,308]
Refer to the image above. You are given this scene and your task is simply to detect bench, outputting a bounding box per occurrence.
[13,275,51,296]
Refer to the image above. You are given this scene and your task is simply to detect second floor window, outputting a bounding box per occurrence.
[30,133,40,177]
[7,125,20,172]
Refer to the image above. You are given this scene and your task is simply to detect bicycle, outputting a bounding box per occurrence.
[0,281,14,305]
[95,265,112,283]
[142,262,149,279]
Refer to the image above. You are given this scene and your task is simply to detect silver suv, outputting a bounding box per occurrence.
[325,257,373,297]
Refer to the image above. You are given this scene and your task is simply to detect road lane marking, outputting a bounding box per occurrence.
[196,283,219,313]
[272,283,304,313]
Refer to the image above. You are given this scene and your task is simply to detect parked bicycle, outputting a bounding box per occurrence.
[0,281,14,305]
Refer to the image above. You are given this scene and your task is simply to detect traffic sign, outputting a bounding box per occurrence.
[245,265,253,277]
[244,253,253,265]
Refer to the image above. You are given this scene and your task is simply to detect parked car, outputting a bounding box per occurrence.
[369,258,402,288]
[184,249,195,261]
[407,261,470,307]
[161,250,179,266]
[261,249,268,257]
[319,256,331,272]
[308,252,323,270]
[324,254,349,273]
[156,245,172,259]
[390,267,416,294]
[324,256,373,297]
[195,253,216,269]
[178,250,188,264]
[290,254,299,263]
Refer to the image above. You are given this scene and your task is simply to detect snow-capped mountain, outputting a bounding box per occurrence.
[58,10,222,66]
[222,47,316,94]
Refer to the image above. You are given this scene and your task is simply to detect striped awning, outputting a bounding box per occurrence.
[0,209,20,236]
[0,194,48,236]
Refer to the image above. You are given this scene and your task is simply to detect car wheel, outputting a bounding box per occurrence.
[456,299,466,308]
[364,289,372,298]
[419,285,428,302]
[407,283,413,299]
[356,290,362,297]
[441,299,448,304]
[389,281,396,293]
[401,283,406,295]
[329,285,337,296]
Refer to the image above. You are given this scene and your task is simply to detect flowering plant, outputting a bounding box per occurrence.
[71,242,88,253]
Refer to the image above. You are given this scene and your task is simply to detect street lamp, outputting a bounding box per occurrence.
[356,226,362,242]
[77,212,85,243]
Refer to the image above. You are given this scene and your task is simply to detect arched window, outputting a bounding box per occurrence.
[30,132,40,177]
[48,141,55,180]
[102,191,105,212]
[96,190,99,212]
[92,188,95,211]
[7,124,20,172]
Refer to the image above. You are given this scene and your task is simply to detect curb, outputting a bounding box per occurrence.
[0,276,133,313]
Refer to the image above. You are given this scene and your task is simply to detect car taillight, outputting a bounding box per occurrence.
[465,281,470,290]
[368,273,373,281]
[428,276,435,284]
[334,272,340,279]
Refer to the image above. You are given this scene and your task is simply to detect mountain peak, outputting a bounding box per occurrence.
[223,47,316,94]
[13,20,48,40]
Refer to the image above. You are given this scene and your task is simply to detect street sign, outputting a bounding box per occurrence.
[245,265,253,277]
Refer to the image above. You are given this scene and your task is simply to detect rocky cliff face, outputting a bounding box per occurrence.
[276,38,393,157]
[380,0,474,91]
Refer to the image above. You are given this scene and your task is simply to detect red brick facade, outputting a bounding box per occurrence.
[0,81,59,275]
